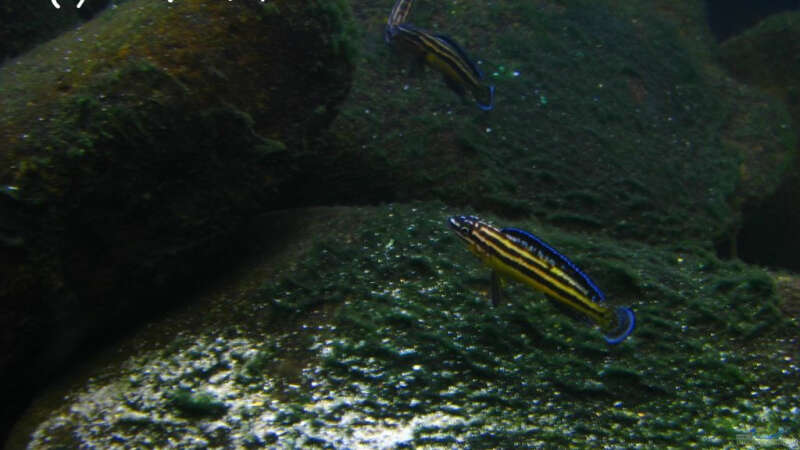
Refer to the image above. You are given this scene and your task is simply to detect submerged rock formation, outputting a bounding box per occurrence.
[0,0,355,441]
[9,203,799,448]
[4,0,800,447]
[719,12,800,270]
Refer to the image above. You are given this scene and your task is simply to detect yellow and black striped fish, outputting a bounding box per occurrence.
[385,0,415,42]
[387,24,495,111]
[448,215,635,344]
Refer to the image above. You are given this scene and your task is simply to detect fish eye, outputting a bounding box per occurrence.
[461,226,470,234]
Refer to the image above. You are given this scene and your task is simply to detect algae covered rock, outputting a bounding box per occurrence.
[326,0,793,249]
[719,12,800,270]
[4,0,800,446]
[719,11,800,110]
[13,203,799,448]
[0,0,356,441]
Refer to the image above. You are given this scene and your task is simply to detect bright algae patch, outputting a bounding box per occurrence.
[24,204,799,447]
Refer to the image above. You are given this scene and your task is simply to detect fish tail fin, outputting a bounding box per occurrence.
[476,84,495,111]
[603,307,635,345]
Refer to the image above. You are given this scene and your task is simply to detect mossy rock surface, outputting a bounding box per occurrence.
[0,0,356,441]
[320,0,792,245]
[718,11,800,270]
[11,203,798,448]
[3,0,800,447]
[720,11,800,114]
[718,10,800,198]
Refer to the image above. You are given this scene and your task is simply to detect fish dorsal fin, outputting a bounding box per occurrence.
[500,227,605,302]
[432,33,484,79]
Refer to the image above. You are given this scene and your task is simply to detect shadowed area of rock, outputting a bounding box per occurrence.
[0,0,356,441]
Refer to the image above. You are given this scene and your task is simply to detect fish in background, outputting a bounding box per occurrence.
[383,0,495,110]
[448,215,635,344]
[385,0,415,42]
[387,24,495,111]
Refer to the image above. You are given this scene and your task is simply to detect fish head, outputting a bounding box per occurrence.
[448,215,483,244]
[384,24,398,44]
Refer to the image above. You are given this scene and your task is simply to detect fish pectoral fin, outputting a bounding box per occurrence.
[491,270,503,307]
[406,55,426,77]
[443,75,467,97]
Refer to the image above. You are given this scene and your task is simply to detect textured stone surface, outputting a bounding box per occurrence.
[323,0,793,245]
[0,0,355,441]
[4,0,800,446]
[10,204,798,448]
[719,12,800,269]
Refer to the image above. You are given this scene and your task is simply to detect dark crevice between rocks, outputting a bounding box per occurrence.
[725,172,800,271]
[275,149,399,209]
[705,0,800,42]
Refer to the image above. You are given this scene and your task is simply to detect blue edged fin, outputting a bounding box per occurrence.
[603,307,635,345]
[476,85,495,111]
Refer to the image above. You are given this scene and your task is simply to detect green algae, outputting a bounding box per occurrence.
[717,11,800,271]
[291,204,796,445]
[19,203,798,447]
[5,0,800,447]
[329,0,792,248]
[0,0,359,437]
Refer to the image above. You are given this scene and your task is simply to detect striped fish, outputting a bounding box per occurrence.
[385,0,415,42]
[448,215,635,344]
[388,24,495,111]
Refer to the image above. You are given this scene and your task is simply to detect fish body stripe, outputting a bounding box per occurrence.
[392,25,483,89]
[387,0,414,27]
[502,227,605,302]
[468,222,611,325]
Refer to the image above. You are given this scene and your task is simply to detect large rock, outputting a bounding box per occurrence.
[324,0,793,247]
[720,11,800,106]
[4,0,799,445]
[8,203,798,448]
[719,12,800,269]
[0,0,355,441]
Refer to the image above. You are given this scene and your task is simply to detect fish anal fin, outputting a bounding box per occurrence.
[407,55,426,77]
